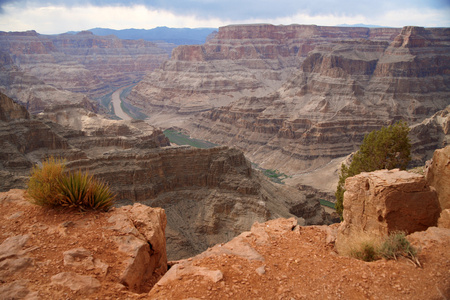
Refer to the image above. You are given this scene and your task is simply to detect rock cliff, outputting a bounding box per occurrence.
[0,30,169,99]
[126,24,449,174]
[0,51,96,114]
[0,93,326,260]
[127,24,401,114]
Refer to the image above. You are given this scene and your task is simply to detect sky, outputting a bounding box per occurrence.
[0,0,449,34]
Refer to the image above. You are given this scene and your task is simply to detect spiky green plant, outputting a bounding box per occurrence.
[85,176,116,211]
[26,157,66,206]
[57,170,116,211]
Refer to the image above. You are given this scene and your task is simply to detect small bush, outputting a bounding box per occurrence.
[337,230,421,266]
[379,232,421,267]
[27,157,115,211]
[350,242,379,262]
[26,157,66,206]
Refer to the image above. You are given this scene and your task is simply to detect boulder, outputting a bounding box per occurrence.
[338,169,440,239]
[426,146,450,210]
[108,204,167,293]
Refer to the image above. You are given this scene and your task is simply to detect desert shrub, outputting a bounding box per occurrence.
[27,157,115,211]
[26,157,66,206]
[337,231,421,266]
[336,121,411,219]
[379,232,421,267]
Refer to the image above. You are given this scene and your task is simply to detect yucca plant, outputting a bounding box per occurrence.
[85,177,116,211]
[26,157,66,206]
[57,170,116,211]
[57,170,91,208]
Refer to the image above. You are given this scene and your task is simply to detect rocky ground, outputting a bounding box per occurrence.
[1,189,449,300]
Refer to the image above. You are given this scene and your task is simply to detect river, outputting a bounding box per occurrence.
[111,86,131,121]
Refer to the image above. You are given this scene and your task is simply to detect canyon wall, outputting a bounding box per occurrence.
[127,24,401,114]
[127,25,449,173]
[0,30,170,100]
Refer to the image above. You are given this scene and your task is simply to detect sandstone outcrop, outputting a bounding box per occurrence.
[0,93,326,260]
[438,209,450,229]
[426,145,450,210]
[2,190,450,299]
[338,169,440,239]
[0,30,170,99]
[126,24,449,175]
[0,189,167,298]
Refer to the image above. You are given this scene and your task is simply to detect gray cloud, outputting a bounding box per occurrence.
[1,0,449,21]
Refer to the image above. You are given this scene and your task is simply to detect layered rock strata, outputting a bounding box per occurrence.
[190,26,450,172]
[127,24,401,114]
[127,24,449,173]
[0,52,95,114]
[0,30,169,99]
[410,106,450,166]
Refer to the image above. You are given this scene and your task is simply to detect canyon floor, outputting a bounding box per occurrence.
[1,190,449,300]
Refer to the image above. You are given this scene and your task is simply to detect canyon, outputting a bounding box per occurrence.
[0,92,328,260]
[0,23,449,299]
[0,30,171,104]
[126,24,450,176]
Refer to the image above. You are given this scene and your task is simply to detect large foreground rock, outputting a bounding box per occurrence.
[426,145,450,210]
[0,189,167,298]
[339,169,440,238]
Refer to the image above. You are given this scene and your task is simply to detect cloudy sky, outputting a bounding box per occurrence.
[0,0,449,34]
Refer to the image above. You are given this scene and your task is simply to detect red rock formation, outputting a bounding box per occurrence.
[426,146,450,210]
[338,169,440,238]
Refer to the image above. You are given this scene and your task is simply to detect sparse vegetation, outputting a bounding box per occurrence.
[337,230,382,262]
[337,230,420,266]
[262,169,290,184]
[26,157,115,211]
[335,121,411,219]
[379,232,421,267]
